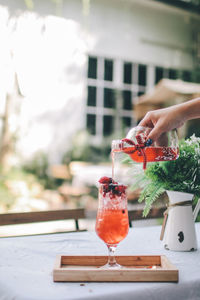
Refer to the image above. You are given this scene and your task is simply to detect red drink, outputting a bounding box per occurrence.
[96,177,129,246]
[122,146,179,162]
[96,177,129,269]
[96,208,129,245]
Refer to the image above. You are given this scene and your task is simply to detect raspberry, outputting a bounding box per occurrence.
[103,184,110,194]
[99,177,127,198]
[118,185,125,193]
[98,176,112,184]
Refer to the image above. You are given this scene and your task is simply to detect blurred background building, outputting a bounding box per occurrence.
[0,0,200,234]
[0,0,199,166]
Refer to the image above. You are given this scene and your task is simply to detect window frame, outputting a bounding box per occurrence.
[86,55,188,140]
[86,56,135,140]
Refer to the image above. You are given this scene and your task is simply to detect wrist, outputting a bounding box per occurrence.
[179,102,191,122]
[184,98,200,121]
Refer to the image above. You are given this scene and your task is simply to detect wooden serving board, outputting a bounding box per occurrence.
[53,255,178,282]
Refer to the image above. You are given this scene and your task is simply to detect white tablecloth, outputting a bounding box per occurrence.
[0,224,200,300]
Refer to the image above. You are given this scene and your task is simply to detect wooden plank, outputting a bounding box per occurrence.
[82,206,165,222]
[61,255,107,266]
[54,255,62,269]
[54,269,177,282]
[61,255,161,267]
[0,208,85,226]
[53,255,178,282]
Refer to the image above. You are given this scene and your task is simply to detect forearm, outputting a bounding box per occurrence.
[139,97,200,141]
[178,98,200,122]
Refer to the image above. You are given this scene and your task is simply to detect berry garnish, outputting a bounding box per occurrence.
[98,176,113,184]
[99,177,127,198]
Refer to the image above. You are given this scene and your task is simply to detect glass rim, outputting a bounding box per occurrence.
[127,125,178,132]
[98,182,128,188]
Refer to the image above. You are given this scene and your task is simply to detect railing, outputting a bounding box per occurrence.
[0,208,86,237]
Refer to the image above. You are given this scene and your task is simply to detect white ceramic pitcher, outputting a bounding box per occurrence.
[162,190,200,251]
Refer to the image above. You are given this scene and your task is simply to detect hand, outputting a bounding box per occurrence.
[139,106,185,141]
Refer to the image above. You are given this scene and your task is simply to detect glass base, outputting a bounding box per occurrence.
[99,262,123,270]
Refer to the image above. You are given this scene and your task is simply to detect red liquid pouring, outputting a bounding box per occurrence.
[111,141,179,179]
[121,146,179,162]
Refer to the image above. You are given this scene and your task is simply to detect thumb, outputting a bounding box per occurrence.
[148,126,163,142]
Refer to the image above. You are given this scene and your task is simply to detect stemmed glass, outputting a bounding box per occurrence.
[95,179,129,269]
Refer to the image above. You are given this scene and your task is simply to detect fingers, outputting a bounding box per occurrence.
[139,110,170,142]
[147,126,163,142]
[138,111,158,141]
[138,114,154,129]
[138,107,184,143]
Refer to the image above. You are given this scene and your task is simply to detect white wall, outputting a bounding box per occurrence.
[0,0,198,164]
[7,0,196,67]
[60,0,197,69]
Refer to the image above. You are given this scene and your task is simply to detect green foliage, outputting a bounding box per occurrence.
[62,130,112,164]
[22,152,55,189]
[130,135,200,216]
[138,182,165,216]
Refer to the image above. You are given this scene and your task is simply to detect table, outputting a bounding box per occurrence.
[0,224,200,300]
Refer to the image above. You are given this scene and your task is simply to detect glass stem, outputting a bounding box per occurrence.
[107,244,118,267]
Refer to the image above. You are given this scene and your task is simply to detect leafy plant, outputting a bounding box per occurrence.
[129,135,200,216]
[22,152,56,189]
